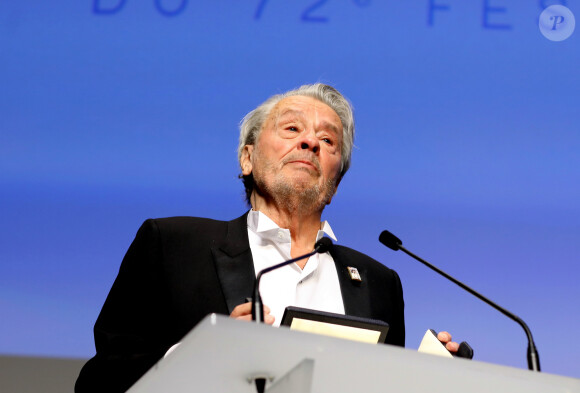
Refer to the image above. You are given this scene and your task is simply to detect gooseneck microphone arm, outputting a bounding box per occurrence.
[248,239,333,393]
[251,237,333,323]
[379,230,540,372]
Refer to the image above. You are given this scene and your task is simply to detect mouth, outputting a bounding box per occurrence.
[286,159,319,172]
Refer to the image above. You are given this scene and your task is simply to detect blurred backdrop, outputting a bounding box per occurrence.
[1,0,579,378]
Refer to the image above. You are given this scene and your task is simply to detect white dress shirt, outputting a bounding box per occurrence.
[247,210,345,327]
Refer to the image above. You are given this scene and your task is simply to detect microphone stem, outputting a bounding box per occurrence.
[251,248,319,324]
[399,245,540,371]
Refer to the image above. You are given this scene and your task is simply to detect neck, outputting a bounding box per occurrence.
[251,191,323,266]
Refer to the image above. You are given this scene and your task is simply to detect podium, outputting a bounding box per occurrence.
[128,314,580,393]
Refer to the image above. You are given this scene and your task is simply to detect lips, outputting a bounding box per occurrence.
[284,156,320,172]
[289,160,317,170]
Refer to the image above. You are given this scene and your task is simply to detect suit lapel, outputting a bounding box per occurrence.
[211,213,256,314]
[211,215,373,318]
[330,246,372,319]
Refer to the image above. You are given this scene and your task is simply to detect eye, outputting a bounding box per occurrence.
[288,126,299,132]
[322,137,333,145]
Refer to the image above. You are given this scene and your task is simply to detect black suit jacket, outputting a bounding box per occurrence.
[75,214,405,393]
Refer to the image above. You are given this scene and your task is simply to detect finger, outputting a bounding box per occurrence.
[437,331,452,343]
[445,341,459,353]
[260,304,273,324]
[264,314,275,325]
[230,302,274,322]
[235,314,254,321]
[230,302,252,318]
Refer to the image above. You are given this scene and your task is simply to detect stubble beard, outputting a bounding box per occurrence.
[253,160,337,215]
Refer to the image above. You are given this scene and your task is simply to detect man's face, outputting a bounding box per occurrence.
[241,95,343,209]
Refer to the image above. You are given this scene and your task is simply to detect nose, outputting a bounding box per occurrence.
[298,130,319,154]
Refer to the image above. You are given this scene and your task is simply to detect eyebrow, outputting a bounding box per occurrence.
[318,120,340,136]
[276,109,341,135]
[277,109,305,121]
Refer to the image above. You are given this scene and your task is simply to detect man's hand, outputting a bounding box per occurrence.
[230,302,275,325]
[437,331,459,353]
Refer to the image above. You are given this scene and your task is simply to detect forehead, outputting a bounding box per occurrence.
[267,95,342,128]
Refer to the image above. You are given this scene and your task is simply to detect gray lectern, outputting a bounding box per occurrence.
[128,314,580,393]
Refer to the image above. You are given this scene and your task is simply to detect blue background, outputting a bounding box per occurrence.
[1,0,579,379]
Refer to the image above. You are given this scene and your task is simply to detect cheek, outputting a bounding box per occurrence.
[324,155,342,177]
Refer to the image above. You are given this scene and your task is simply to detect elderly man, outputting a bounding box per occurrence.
[75,83,454,393]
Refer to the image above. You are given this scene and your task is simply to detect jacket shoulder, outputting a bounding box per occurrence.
[149,216,230,232]
[141,215,245,239]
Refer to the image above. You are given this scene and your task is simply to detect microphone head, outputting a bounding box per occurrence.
[379,230,402,251]
[314,237,333,253]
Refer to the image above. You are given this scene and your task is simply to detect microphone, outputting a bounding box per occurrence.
[379,230,541,372]
[251,237,333,323]
[248,240,332,393]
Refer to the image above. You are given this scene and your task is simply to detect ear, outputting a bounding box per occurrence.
[241,145,254,176]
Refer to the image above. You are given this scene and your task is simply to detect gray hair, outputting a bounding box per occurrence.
[238,83,355,204]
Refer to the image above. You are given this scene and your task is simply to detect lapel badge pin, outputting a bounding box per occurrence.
[347,266,362,282]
